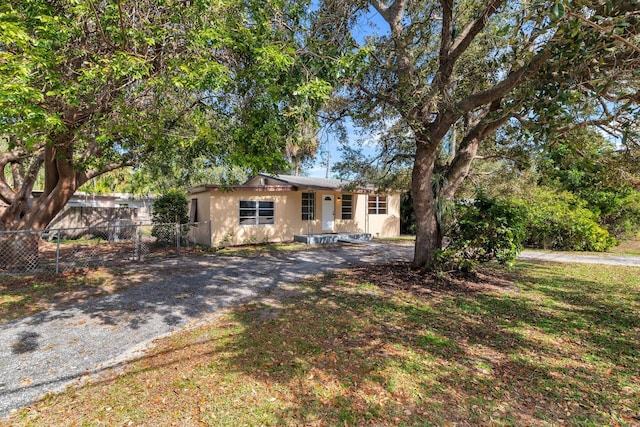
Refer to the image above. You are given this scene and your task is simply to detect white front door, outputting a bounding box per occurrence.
[322,195,334,231]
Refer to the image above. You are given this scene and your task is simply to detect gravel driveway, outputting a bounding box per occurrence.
[0,242,413,418]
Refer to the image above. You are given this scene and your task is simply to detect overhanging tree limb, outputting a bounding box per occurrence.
[435,0,503,92]
[323,0,640,267]
[1,0,320,231]
[456,49,550,113]
[567,8,640,55]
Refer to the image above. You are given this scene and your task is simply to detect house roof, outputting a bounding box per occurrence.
[189,184,295,194]
[189,173,381,194]
[250,174,351,190]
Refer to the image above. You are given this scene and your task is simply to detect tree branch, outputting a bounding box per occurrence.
[0,147,25,168]
[86,0,112,48]
[11,162,24,190]
[80,160,134,187]
[441,112,511,199]
[370,0,403,27]
[16,155,44,205]
[554,98,636,135]
[370,0,413,100]
[567,8,640,55]
[357,84,400,109]
[0,153,45,227]
[449,0,503,64]
[432,0,504,100]
[457,49,550,113]
[384,153,415,166]
[429,46,544,144]
[0,181,15,205]
[439,0,454,60]
[0,147,36,203]
[116,0,128,50]
[474,154,524,163]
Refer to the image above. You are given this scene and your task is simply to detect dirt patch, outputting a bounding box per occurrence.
[345,261,518,296]
[611,238,640,255]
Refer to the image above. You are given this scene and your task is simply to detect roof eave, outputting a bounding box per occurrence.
[189,184,297,193]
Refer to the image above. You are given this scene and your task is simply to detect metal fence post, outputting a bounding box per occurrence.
[136,226,142,262]
[55,229,60,274]
[176,223,181,254]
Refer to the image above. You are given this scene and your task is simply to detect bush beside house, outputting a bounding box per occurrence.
[151,190,189,244]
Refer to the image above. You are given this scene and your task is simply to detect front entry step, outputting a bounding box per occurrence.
[293,233,372,245]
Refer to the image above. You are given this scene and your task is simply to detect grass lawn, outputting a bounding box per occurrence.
[215,242,308,257]
[5,260,640,426]
[0,269,123,322]
[610,238,640,256]
[375,235,417,242]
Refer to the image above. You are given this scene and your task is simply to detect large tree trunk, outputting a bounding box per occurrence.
[412,142,441,269]
[0,144,80,231]
[2,179,88,232]
[0,139,82,270]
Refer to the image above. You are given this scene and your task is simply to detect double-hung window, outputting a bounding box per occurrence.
[341,194,353,220]
[368,195,387,215]
[239,200,274,225]
[302,192,315,220]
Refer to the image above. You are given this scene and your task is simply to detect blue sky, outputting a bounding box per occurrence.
[304,6,389,178]
[305,117,381,178]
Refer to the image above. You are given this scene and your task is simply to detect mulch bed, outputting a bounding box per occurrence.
[346,261,518,296]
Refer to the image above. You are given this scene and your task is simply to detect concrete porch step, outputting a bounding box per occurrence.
[293,233,372,245]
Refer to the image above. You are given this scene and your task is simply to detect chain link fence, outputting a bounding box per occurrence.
[0,221,212,276]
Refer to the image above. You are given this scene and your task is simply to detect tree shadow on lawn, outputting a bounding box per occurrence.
[3,244,411,327]
[1,257,284,408]
[197,262,640,426]
[8,255,638,426]
[508,261,640,366]
[2,244,415,418]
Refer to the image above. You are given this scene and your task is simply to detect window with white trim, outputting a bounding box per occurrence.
[341,194,353,220]
[239,200,274,225]
[302,192,315,220]
[368,195,387,214]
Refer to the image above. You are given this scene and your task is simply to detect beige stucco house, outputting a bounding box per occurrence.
[188,174,400,247]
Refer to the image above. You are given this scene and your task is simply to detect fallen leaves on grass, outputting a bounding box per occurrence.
[6,261,640,426]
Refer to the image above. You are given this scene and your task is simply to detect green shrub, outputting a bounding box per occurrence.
[433,248,480,273]
[602,192,640,239]
[151,190,189,243]
[438,190,528,271]
[400,192,417,235]
[522,188,616,251]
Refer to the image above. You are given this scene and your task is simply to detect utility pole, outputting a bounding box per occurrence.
[325,142,331,179]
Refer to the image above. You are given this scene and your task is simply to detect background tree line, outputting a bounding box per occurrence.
[2,0,639,269]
